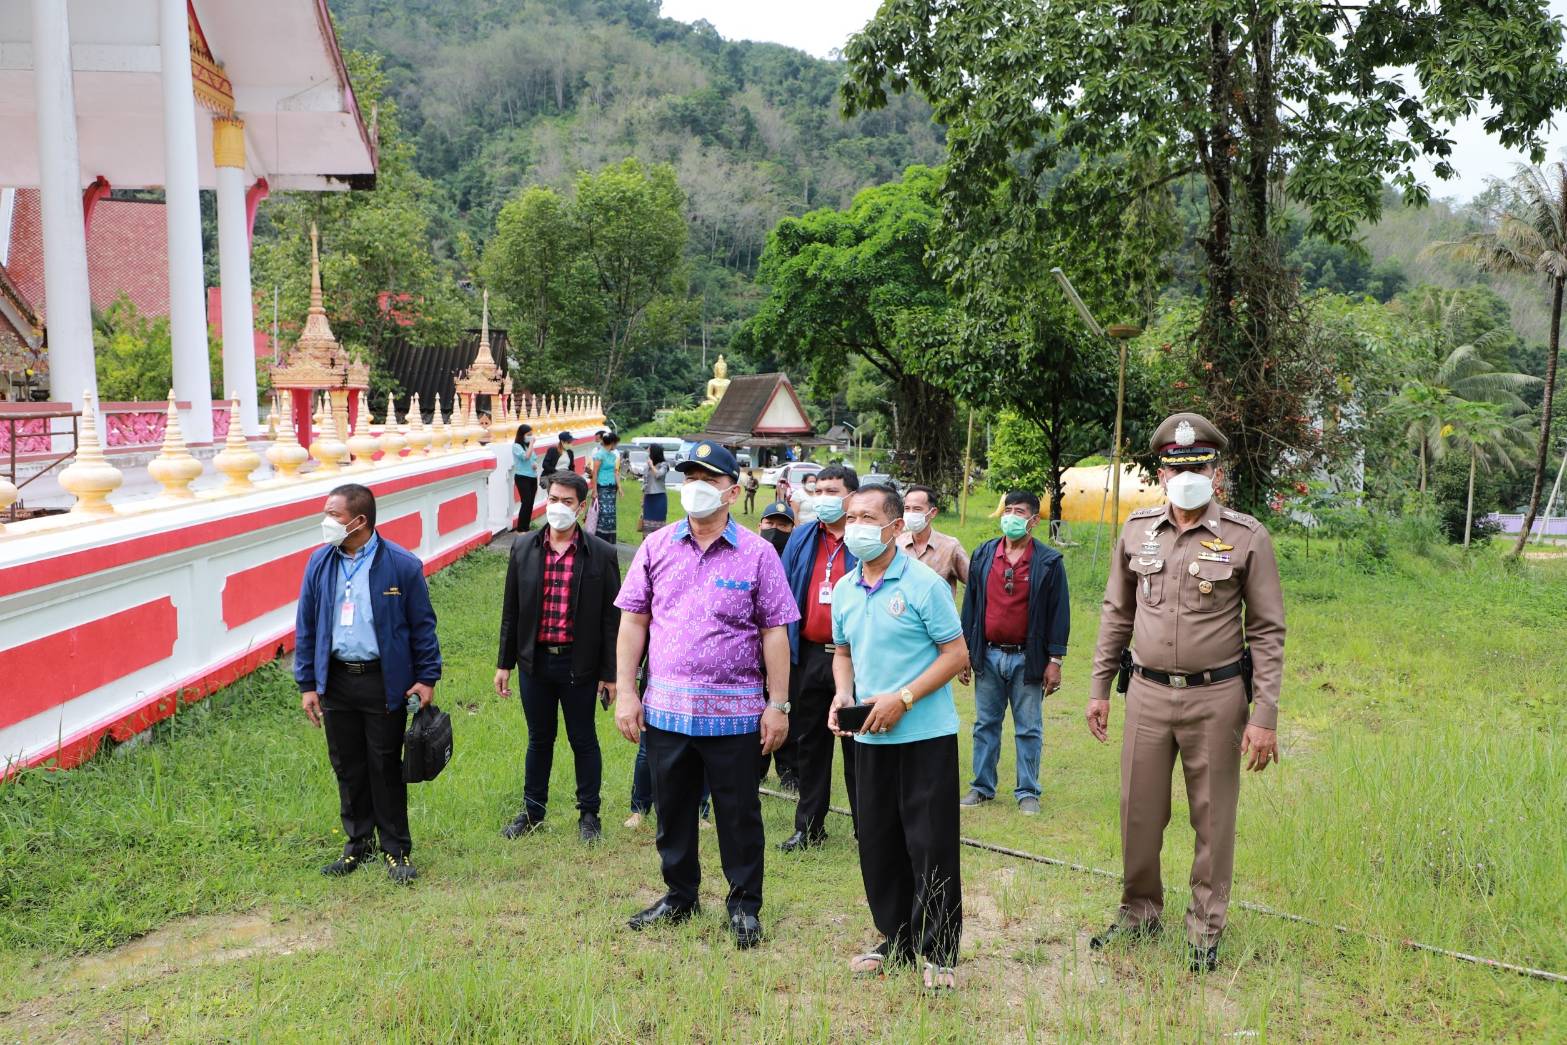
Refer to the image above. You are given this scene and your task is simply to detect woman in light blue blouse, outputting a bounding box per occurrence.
[591,431,622,537]
[511,423,537,531]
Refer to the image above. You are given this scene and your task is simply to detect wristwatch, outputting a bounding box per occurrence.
[899,687,914,710]
[767,700,791,715]
[1049,656,1065,666]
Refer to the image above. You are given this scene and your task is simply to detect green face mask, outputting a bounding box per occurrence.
[1000,514,1031,540]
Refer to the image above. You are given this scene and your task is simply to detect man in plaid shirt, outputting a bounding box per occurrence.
[496,471,623,842]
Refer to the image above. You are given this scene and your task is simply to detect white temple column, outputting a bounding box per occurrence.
[160,0,213,444]
[30,0,96,434]
[213,118,258,434]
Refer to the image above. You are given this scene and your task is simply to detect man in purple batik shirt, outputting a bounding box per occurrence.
[615,440,798,951]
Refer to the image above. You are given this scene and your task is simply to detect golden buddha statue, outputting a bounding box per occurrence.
[705,355,731,404]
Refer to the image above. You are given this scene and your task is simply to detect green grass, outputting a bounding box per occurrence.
[2,519,1566,1041]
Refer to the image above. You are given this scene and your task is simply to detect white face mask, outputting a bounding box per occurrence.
[902,509,930,534]
[321,515,360,547]
[681,480,726,519]
[1166,471,1215,511]
[545,502,578,531]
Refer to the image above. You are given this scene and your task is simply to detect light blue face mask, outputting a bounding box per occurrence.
[844,521,893,560]
[813,495,845,524]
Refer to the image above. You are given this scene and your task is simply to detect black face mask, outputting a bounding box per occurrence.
[762,528,792,554]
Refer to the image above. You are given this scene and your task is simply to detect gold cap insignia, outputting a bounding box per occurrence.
[696,444,712,459]
[1175,420,1196,447]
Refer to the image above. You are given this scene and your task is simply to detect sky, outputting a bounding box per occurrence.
[659,0,1567,203]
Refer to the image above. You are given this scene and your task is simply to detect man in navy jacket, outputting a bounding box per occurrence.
[297,483,442,884]
[958,491,1069,815]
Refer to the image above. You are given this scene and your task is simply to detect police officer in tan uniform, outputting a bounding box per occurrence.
[1085,412,1284,971]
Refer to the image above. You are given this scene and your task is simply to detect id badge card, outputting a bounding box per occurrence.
[339,600,355,627]
[817,582,833,604]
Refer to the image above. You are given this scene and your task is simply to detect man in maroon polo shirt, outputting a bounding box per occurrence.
[958,490,1070,815]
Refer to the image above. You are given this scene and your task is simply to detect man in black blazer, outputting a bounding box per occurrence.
[495,470,621,842]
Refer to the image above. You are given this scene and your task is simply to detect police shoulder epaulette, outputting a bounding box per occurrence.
[1127,505,1163,519]
[1220,507,1260,530]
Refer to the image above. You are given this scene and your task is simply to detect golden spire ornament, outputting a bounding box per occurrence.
[265,393,309,481]
[310,392,347,473]
[59,390,123,514]
[378,393,408,460]
[147,389,204,498]
[212,392,262,492]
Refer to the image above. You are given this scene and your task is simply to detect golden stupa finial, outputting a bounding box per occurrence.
[309,223,324,312]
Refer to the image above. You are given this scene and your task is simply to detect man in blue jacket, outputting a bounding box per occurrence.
[777,463,860,850]
[297,483,443,884]
[959,491,1069,816]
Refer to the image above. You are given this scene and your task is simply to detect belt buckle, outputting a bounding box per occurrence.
[346,662,365,675]
[1169,674,1187,689]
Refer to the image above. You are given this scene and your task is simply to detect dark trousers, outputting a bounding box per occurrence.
[322,662,410,858]
[514,474,538,530]
[792,643,858,837]
[631,732,709,818]
[518,649,602,819]
[855,734,963,966]
[645,724,765,917]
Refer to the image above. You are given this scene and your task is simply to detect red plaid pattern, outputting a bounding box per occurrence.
[537,535,578,645]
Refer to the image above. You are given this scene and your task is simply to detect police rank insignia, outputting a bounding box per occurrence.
[1200,538,1233,553]
[1175,420,1196,446]
[887,592,907,617]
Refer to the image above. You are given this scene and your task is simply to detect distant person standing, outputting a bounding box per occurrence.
[778,464,861,851]
[757,500,795,556]
[896,485,969,598]
[589,432,622,537]
[790,472,820,525]
[1086,413,1284,973]
[494,471,622,843]
[959,491,1070,816]
[297,484,442,885]
[640,443,670,534]
[540,431,575,478]
[830,484,968,991]
[614,440,798,950]
[512,423,538,531]
[744,469,761,513]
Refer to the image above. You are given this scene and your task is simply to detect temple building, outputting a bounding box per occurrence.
[0,0,378,440]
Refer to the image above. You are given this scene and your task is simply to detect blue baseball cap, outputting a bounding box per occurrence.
[760,500,794,522]
[676,439,740,481]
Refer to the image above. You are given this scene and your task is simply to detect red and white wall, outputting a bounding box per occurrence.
[0,433,586,774]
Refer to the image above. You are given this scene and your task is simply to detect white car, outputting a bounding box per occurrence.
[760,462,822,488]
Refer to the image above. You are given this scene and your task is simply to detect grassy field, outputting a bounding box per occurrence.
[2,488,1565,1042]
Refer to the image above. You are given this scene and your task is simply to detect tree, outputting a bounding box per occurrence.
[481,186,603,392]
[1444,400,1533,548]
[843,0,1567,509]
[573,158,690,407]
[1426,162,1567,556]
[94,296,227,401]
[743,166,961,491]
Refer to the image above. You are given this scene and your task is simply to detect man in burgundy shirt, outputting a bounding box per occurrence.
[494,470,622,843]
[777,463,861,851]
[958,490,1070,815]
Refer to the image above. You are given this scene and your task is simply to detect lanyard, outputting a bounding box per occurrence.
[339,546,371,601]
[821,534,845,585]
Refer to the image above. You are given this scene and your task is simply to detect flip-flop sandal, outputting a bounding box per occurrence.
[850,950,888,977]
[922,962,956,993]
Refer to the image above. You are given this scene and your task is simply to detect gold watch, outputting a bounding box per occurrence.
[899,687,914,710]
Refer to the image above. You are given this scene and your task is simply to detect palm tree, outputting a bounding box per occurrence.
[1444,400,1534,548]
[1425,162,1567,556]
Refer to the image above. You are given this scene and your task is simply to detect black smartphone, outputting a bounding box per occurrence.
[836,703,871,733]
[598,686,612,710]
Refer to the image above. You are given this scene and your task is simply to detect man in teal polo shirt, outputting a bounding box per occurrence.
[829,483,970,992]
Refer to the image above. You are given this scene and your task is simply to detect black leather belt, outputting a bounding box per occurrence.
[991,643,1025,654]
[332,658,381,676]
[803,641,838,654]
[1134,661,1243,690]
[542,643,573,656]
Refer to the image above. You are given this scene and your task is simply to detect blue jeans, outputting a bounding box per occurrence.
[632,732,709,819]
[969,648,1044,800]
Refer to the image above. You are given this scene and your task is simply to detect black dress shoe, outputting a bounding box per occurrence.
[384,853,418,885]
[1188,944,1219,972]
[578,813,602,843]
[501,812,543,839]
[778,829,826,853]
[1089,919,1162,950]
[777,775,800,794]
[321,850,371,877]
[729,911,763,949]
[628,896,698,931]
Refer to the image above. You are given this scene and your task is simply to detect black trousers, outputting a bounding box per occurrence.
[518,648,601,819]
[792,643,858,837]
[322,662,411,858]
[855,734,963,966]
[514,474,538,530]
[645,724,765,917]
